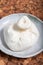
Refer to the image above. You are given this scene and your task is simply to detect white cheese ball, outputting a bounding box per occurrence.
[3,16,39,52]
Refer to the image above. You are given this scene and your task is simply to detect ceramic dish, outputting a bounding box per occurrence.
[0,13,43,58]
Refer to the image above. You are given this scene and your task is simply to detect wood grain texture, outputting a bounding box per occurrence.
[0,51,43,65]
[0,0,43,20]
[0,0,43,65]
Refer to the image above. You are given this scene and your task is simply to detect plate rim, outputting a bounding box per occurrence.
[0,13,43,23]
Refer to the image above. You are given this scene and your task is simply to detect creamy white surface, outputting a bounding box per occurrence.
[17,16,31,29]
[3,16,39,51]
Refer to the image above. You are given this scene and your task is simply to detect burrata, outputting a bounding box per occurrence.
[3,16,39,51]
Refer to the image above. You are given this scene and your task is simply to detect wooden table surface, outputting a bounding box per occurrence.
[0,0,43,65]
